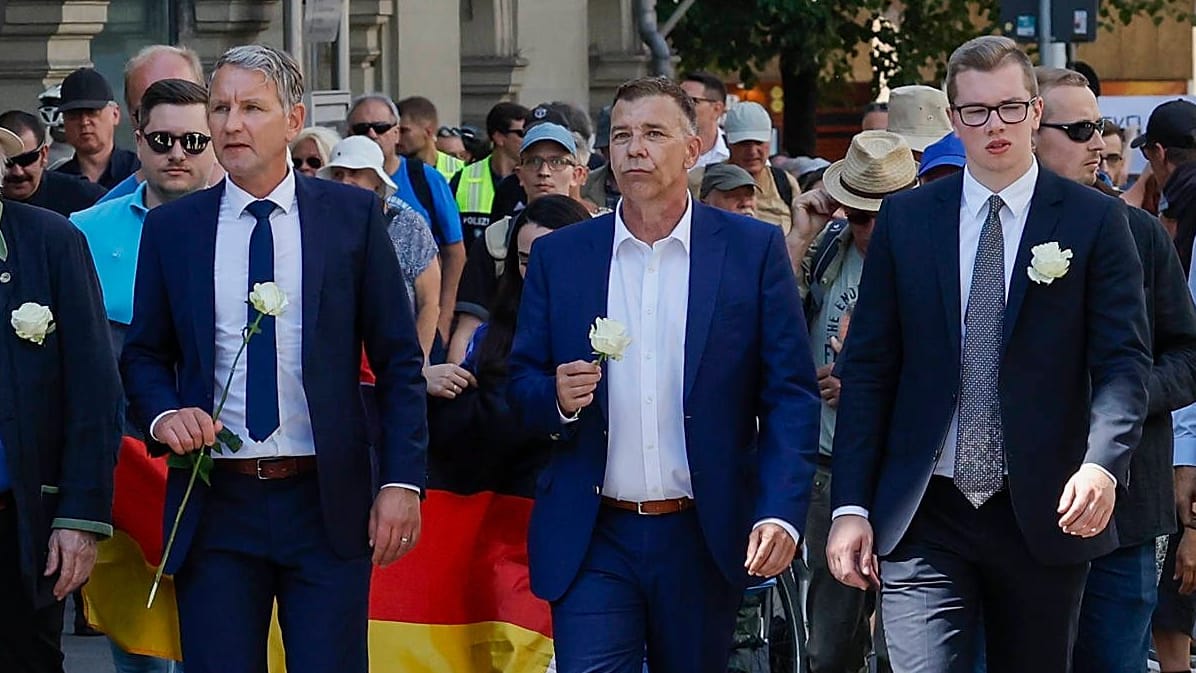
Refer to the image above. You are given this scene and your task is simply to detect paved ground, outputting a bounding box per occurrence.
[62,600,114,673]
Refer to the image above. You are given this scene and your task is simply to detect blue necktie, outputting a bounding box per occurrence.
[245,200,279,442]
[954,195,1006,507]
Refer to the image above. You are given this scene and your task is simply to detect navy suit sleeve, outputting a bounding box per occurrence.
[49,223,122,533]
[1145,214,1196,415]
[830,203,903,511]
[360,196,429,489]
[119,210,183,455]
[1084,199,1151,484]
[508,238,570,438]
[754,227,820,532]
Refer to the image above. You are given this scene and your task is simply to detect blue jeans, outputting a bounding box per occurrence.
[1073,541,1157,673]
[109,639,182,673]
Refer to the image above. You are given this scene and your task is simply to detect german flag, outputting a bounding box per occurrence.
[83,436,555,671]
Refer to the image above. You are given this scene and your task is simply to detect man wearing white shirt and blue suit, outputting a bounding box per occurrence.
[120,46,426,673]
[509,77,820,673]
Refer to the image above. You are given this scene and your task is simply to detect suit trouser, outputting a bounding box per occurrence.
[551,506,742,673]
[805,464,873,673]
[880,478,1089,673]
[174,471,371,673]
[1073,540,1157,673]
[0,503,66,673]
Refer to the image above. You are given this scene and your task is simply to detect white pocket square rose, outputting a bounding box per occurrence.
[1027,242,1073,285]
[590,317,631,364]
[11,302,55,345]
[249,282,288,317]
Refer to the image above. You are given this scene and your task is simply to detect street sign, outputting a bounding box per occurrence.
[1000,0,1098,43]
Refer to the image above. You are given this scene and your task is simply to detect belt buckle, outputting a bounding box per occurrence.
[255,458,277,480]
[637,501,648,515]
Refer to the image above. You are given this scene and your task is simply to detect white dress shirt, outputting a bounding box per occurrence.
[834,161,1111,520]
[587,197,799,543]
[693,132,730,170]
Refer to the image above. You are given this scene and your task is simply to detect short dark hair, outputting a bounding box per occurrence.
[613,76,697,135]
[862,101,889,115]
[138,79,208,129]
[683,71,727,102]
[0,110,44,143]
[397,96,438,124]
[486,102,530,137]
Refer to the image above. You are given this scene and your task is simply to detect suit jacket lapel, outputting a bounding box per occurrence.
[1002,170,1063,351]
[582,219,615,422]
[189,184,222,405]
[933,175,964,364]
[294,176,327,373]
[684,205,725,402]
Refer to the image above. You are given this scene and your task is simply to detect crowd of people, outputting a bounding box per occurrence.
[3,31,1196,673]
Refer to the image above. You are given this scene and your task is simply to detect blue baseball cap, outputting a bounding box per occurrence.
[917,132,965,177]
[520,122,577,155]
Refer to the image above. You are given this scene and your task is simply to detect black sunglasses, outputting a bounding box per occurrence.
[1040,118,1106,143]
[4,144,43,169]
[350,121,395,137]
[293,156,323,170]
[845,209,877,225]
[144,131,211,155]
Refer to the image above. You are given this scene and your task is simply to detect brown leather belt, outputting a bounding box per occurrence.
[214,456,317,480]
[601,496,694,515]
[0,491,12,511]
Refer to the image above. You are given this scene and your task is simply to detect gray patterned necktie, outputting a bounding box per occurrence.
[954,194,1006,507]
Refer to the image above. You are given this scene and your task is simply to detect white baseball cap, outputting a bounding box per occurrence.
[724,102,773,145]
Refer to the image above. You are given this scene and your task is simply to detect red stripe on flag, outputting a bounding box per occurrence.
[369,490,552,638]
[112,437,167,564]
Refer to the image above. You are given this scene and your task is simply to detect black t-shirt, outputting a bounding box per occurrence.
[455,236,501,321]
[54,147,140,191]
[24,170,106,217]
[489,174,527,224]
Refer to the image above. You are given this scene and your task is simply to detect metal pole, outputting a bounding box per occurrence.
[1038,0,1052,65]
[336,0,350,90]
[283,0,304,76]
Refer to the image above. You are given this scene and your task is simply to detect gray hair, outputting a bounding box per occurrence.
[290,125,342,164]
[213,45,304,110]
[124,45,205,106]
[348,93,400,123]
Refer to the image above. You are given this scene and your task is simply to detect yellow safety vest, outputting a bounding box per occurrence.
[435,151,464,182]
[453,156,497,243]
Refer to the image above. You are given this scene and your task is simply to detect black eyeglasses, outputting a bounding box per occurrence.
[691,96,722,105]
[4,144,43,169]
[293,156,323,170]
[437,126,461,138]
[951,98,1038,127]
[521,155,576,171]
[349,121,395,137]
[1040,118,1106,143]
[503,127,526,138]
[144,131,211,155]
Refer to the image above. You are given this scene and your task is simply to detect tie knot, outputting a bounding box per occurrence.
[246,200,276,223]
[987,194,1004,218]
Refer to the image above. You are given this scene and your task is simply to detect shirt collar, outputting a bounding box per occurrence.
[961,159,1038,222]
[224,167,297,218]
[613,194,693,254]
[129,182,150,217]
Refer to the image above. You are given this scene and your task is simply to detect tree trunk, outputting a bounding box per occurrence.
[780,52,818,157]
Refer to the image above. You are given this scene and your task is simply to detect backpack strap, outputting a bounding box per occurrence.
[405,156,438,228]
[803,219,848,326]
[771,166,794,207]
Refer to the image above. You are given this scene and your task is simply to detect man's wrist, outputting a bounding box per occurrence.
[149,409,177,442]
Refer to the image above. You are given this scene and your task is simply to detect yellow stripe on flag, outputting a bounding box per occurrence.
[82,531,182,661]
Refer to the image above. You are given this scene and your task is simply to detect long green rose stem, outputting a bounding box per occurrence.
[147,312,265,608]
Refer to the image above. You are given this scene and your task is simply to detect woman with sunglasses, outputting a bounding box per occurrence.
[289,126,341,178]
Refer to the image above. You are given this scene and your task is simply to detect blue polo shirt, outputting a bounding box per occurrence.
[94,172,142,205]
[70,183,149,325]
[388,157,463,246]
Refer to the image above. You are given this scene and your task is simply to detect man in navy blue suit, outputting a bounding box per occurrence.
[826,36,1151,672]
[120,45,427,673]
[508,76,820,673]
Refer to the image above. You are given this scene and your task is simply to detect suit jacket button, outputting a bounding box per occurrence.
[550,433,561,441]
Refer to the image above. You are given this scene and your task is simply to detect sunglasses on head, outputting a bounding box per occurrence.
[293,156,323,170]
[143,131,211,155]
[1040,118,1106,143]
[350,121,395,137]
[4,144,43,169]
[437,126,461,138]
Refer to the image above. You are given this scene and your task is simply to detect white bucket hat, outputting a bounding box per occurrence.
[0,127,23,159]
[823,131,918,212]
[317,136,397,201]
[886,85,952,152]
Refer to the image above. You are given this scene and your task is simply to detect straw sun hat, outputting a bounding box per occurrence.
[822,130,918,212]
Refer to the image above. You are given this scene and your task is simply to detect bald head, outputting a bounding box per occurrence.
[124,45,204,124]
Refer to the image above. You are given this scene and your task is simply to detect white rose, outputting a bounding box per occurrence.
[590,317,632,362]
[249,282,289,317]
[11,302,55,345]
[1027,242,1073,285]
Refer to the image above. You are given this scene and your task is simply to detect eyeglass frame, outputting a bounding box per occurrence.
[950,97,1040,127]
[437,126,461,138]
[349,121,396,137]
[292,155,323,170]
[519,155,577,172]
[1039,118,1106,143]
[3,143,45,169]
[141,131,212,156]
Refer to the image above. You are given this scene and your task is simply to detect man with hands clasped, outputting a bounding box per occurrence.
[509,76,820,673]
[826,37,1150,672]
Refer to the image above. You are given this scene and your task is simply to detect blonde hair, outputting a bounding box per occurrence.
[290,126,342,165]
[1034,66,1090,97]
[945,36,1037,104]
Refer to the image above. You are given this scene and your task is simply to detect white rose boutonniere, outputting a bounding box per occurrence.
[590,317,631,364]
[11,302,55,345]
[1027,242,1073,285]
